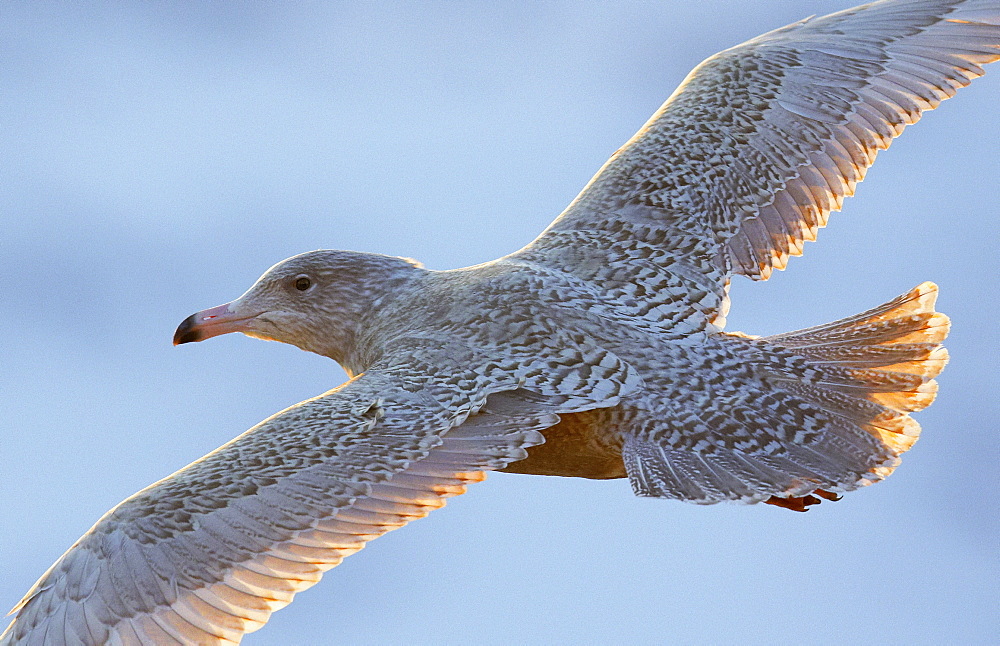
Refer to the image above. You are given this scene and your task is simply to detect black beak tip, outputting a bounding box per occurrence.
[173,314,203,346]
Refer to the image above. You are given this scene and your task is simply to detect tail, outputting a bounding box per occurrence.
[760,281,949,508]
[622,282,949,511]
[765,281,948,456]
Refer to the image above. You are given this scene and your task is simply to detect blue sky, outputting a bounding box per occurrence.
[2,1,998,643]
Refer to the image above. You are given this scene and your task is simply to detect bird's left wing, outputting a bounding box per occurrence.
[1,363,557,645]
[518,0,1000,332]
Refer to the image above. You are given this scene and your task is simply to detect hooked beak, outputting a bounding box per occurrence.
[173,302,260,345]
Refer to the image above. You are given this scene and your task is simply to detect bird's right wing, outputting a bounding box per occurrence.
[0,368,556,645]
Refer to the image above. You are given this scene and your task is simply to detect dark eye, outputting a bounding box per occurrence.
[294,276,312,291]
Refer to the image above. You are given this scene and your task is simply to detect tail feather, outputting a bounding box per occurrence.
[793,343,949,373]
[767,281,948,346]
[763,281,949,485]
[623,282,950,510]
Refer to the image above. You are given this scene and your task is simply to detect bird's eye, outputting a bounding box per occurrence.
[294,276,312,291]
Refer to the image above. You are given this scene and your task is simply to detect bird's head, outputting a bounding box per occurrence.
[173,249,424,369]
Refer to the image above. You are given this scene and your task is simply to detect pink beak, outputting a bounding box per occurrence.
[173,302,257,345]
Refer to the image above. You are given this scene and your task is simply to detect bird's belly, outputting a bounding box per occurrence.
[498,407,628,479]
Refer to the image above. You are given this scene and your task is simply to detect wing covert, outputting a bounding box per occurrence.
[0,369,555,645]
[520,0,1000,328]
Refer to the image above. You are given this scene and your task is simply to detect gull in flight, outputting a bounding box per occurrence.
[4,0,999,643]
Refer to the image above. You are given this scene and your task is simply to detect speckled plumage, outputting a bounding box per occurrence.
[4,1,998,643]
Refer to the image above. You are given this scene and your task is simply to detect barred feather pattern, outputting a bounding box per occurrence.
[4,0,998,643]
[1,343,636,646]
[521,0,1000,332]
[620,282,948,504]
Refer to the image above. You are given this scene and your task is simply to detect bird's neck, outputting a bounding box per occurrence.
[310,257,427,376]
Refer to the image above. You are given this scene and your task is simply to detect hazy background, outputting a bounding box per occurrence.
[2,1,997,643]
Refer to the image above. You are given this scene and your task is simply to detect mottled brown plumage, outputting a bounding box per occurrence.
[4,1,998,643]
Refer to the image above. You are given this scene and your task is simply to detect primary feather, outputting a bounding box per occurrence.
[4,1,998,643]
